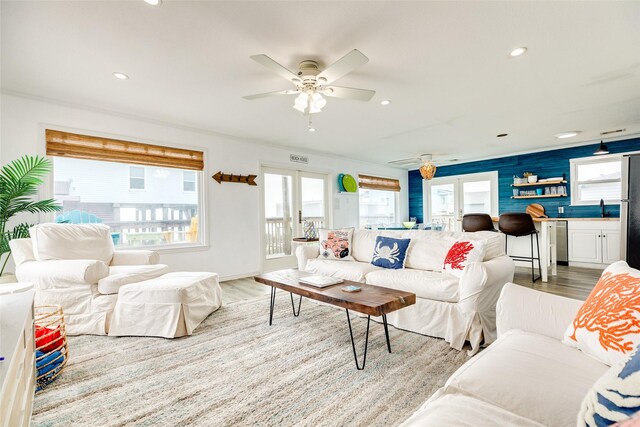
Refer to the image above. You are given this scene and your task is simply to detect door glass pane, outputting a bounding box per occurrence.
[462,180,491,215]
[430,183,454,231]
[264,173,293,258]
[301,177,325,231]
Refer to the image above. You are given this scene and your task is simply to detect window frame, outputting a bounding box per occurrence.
[129,165,146,191]
[44,126,208,253]
[570,154,622,206]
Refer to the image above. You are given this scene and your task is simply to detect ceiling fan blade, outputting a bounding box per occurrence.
[388,158,421,166]
[322,86,375,102]
[250,54,300,83]
[243,89,299,100]
[317,49,369,85]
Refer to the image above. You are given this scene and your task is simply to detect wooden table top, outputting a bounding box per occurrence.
[254,269,416,317]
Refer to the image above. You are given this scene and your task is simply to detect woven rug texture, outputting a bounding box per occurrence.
[32,293,470,426]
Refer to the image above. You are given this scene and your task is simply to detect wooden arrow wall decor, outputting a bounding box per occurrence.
[212,171,257,186]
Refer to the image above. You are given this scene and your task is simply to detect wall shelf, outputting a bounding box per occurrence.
[511,194,568,199]
[511,180,567,187]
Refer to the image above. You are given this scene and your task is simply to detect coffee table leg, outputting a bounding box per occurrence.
[269,286,276,326]
[346,309,370,370]
[382,314,392,353]
[290,293,302,317]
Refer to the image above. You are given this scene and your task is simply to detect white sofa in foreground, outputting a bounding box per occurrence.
[401,283,605,426]
[296,229,515,353]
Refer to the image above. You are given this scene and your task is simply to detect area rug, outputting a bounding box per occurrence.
[33,293,470,427]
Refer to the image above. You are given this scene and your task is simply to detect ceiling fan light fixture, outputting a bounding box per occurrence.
[419,161,437,180]
[312,93,326,109]
[594,140,610,155]
[308,103,322,114]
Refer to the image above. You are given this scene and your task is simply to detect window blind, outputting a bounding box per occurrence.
[45,129,204,171]
[358,174,401,192]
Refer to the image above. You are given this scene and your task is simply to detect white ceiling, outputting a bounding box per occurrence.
[2,1,640,166]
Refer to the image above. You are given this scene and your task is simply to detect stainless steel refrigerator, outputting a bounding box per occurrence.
[621,154,640,269]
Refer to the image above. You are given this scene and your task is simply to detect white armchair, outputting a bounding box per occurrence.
[10,223,168,335]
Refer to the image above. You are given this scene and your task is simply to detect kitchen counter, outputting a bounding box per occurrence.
[491,217,619,222]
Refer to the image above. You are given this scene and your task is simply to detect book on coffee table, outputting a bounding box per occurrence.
[298,275,344,288]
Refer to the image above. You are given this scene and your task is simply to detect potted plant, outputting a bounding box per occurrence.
[0,155,61,282]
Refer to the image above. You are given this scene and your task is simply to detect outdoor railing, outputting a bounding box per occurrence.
[265,216,324,256]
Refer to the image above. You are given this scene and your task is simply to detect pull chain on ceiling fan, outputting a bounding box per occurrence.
[243,49,376,127]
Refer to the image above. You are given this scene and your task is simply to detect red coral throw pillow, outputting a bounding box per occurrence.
[563,261,640,366]
[443,240,487,278]
[35,325,63,353]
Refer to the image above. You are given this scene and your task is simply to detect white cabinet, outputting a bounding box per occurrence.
[568,221,621,267]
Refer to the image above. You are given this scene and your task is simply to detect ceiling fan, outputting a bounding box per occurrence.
[243,49,376,117]
[389,154,459,180]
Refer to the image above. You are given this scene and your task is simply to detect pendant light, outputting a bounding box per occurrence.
[419,155,437,180]
[594,140,609,155]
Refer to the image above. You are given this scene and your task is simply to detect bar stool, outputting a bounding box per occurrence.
[462,213,497,232]
[498,213,542,282]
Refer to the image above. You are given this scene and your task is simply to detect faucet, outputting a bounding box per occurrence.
[600,199,606,218]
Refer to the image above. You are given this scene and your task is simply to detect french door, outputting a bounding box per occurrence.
[424,171,498,232]
[262,167,328,271]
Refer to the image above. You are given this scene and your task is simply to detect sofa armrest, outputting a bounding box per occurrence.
[295,245,320,270]
[111,250,159,266]
[496,283,584,340]
[15,259,110,287]
[458,255,515,304]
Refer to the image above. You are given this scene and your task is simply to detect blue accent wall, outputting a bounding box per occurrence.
[409,137,640,220]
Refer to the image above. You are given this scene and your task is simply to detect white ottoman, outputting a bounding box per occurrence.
[108,272,222,338]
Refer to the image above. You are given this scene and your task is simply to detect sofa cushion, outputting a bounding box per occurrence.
[318,228,355,261]
[97,264,169,295]
[305,259,381,283]
[445,330,608,426]
[365,269,459,302]
[579,344,640,427]
[564,261,640,366]
[443,240,486,278]
[30,223,114,264]
[400,393,545,427]
[371,236,411,269]
[405,233,457,272]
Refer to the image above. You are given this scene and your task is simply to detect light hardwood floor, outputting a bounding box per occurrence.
[220,265,602,305]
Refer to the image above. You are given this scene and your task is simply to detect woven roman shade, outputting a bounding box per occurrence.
[45,130,204,171]
[358,174,401,192]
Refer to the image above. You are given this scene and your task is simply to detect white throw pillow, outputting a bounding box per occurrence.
[30,223,115,265]
[442,239,487,278]
[563,261,640,366]
[317,228,355,261]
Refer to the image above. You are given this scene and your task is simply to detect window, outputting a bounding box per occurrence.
[47,129,204,248]
[570,155,622,205]
[358,175,400,227]
[129,166,145,190]
[183,171,196,192]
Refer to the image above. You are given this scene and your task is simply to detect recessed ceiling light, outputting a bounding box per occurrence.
[497,133,508,138]
[308,127,316,132]
[380,100,391,106]
[555,131,580,139]
[509,47,527,57]
[144,0,162,5]
[113,72,129,80]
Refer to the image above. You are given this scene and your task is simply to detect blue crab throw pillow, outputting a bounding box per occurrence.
[371,236,411,269]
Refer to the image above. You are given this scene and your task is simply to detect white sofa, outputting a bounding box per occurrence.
[296,229,515,353]
[401,283,605,427]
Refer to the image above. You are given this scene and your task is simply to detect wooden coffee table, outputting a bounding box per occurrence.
[254,269,416,370]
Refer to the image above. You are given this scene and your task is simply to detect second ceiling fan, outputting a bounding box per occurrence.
[243,49,376,115]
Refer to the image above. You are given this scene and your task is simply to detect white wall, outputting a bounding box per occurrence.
[0,94,408,279]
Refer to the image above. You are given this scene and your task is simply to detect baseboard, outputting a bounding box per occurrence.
[219,271,262,282]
